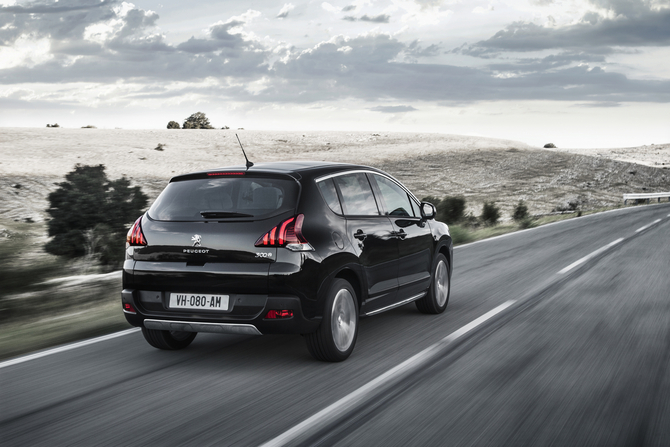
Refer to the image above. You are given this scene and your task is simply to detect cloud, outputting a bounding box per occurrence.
[405,40,441,58]
[343,14,391,23]
[457,5,670,58]
[487,51,608,73]
[264,34,670,104]
[0,2,270,83]
[321,2,339,13]
[370,105,417,113]
[1,0,668,113]
[277,3,295,19]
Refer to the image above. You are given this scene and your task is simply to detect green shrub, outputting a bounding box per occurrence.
[481,201,501,226]
[422,195,466,224]
[45,164,148,267]
[512,200,529,222]
[167,121,180,129]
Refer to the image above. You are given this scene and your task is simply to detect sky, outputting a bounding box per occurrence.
[1,0,669,148]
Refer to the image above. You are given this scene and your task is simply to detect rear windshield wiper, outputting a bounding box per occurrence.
[200,211,254,219]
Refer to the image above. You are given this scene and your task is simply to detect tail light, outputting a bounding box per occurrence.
[123,303,137,314]
[265,309,294,319]
[126,216,147,246]
[255,214,313,252]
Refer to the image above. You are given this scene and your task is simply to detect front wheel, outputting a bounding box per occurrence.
[416,253,450,314]
[305,278,359,362]
[142,327,197,350]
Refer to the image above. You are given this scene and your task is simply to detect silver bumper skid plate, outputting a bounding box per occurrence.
[143,319,262,336]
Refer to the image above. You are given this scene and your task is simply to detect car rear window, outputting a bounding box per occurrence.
[148,176,299,221]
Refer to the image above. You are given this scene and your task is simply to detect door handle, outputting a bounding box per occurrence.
[395,229,407,240]
[354,230,367,241]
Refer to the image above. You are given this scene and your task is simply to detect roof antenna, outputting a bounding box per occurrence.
[236,134,254,170]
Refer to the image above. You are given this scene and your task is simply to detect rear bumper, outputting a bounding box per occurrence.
[122,289,320,335]
[143,319,262,336]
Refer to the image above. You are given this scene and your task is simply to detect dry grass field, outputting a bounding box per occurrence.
[2,128,669,224]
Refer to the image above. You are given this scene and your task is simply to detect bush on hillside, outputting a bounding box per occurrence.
[421,195,467,224]
[183,112,214,129]
[513,200,529,222]
[167,121,180,129]
[481,201,501,226]
[45,164,148,268]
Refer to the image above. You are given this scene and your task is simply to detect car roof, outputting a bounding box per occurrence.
[171,161,382,181]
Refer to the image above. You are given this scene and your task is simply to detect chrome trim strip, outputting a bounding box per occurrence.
[143,319,262,336]
[314,170,421,206]
[363,292,427,316]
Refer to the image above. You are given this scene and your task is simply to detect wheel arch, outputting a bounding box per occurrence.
[334,267,364,310]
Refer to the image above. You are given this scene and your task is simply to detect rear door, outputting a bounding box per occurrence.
[332,172,399,312]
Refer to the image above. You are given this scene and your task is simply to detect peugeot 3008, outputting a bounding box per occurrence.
[122,161,453,361]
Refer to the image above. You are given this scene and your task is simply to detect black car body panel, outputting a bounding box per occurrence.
[122,161,453,340]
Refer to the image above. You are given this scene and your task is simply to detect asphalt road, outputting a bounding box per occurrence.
[2,203,670,446]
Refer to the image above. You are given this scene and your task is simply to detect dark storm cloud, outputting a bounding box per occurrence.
[370,105,417,113]
[458,5,670,58]
[342,14,390,23]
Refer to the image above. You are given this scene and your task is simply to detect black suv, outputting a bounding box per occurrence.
[122,161,452,361]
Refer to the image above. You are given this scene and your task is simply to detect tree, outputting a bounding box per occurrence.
[167,120,180,129]
[182,112,214,129]
[45,164,148,266]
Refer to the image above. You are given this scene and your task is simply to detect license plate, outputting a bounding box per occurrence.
[169,293,229,311]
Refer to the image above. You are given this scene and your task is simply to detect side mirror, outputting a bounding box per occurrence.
[420,202,436,220]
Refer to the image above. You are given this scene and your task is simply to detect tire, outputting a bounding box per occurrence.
[305,278,359,362]
[416,253,450,314]
[141,327,197,350]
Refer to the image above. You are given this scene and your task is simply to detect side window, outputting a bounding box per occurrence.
[373,174,414,217]
[334,173,380,216]
[317,178,343,214]
[410,198,421,217]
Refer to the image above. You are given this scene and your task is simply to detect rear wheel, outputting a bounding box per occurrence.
[141,327,197,350]
[306,278,358,362]
[416,253,450,314]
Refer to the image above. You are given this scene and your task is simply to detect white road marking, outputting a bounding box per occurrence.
[260,300,516,447]
[635,219,662,233]
[0,328,140,369]
[557,238,624,275]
